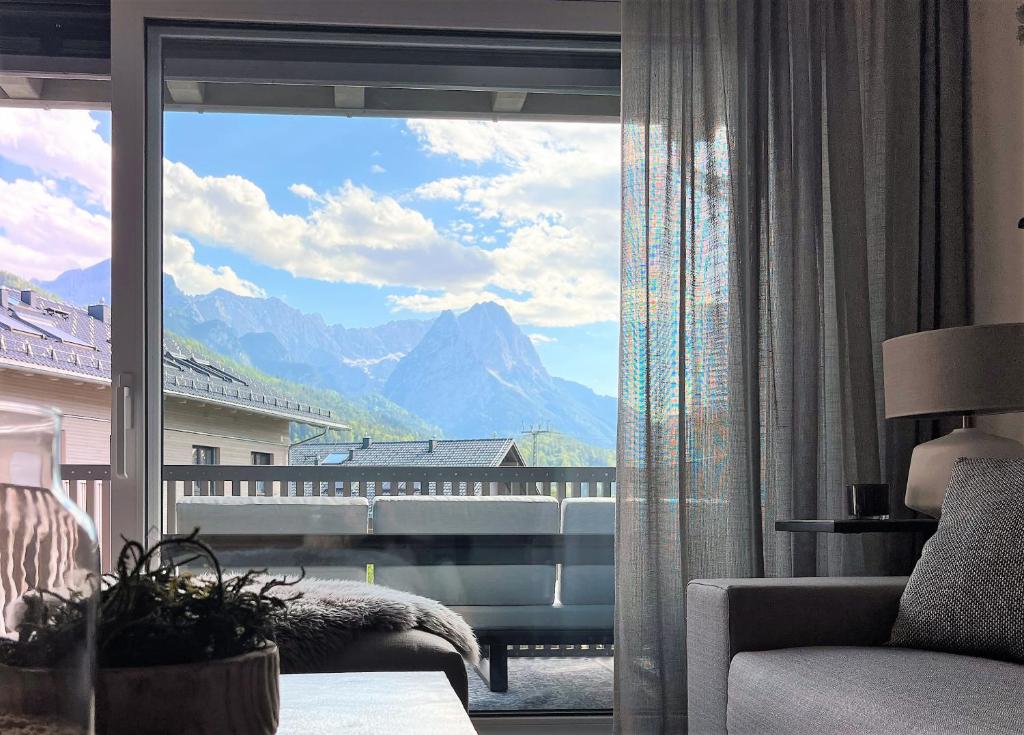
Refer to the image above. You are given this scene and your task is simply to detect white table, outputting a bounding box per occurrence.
[277,671,476,734]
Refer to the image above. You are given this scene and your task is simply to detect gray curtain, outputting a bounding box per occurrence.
[615,0,970,732]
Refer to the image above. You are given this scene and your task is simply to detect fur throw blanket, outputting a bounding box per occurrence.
[259,577,479,670]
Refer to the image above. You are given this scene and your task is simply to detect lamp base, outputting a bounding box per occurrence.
[906,428,1024,517]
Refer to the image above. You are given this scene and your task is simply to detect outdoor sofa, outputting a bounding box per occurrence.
[176,494,615,693]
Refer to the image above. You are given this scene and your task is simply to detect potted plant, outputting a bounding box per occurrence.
[0,532,298,735]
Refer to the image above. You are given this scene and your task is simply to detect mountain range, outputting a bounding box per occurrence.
[25,259,616,449]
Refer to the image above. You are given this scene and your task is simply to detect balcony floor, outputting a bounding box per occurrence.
[467,656,613,712]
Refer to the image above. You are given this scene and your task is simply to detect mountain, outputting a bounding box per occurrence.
[35,260,111,306]
[36,263,431,395]
[0,271,62,300]
[34,262,617,453]
[167,333,441,444]
[160,272,432,395]
[383,302,616,447]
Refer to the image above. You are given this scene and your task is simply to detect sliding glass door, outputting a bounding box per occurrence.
[119,15,620,713]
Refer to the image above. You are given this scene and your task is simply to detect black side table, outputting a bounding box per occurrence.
[775,519,938,534]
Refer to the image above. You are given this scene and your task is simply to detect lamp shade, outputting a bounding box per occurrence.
[883,323,1024,419]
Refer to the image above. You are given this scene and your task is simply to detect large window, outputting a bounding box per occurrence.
[148,25,619,714]
[0,105,117,563]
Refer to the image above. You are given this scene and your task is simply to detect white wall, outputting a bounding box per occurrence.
[970,0,1024,444]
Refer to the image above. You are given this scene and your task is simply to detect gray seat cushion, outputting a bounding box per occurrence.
[727,646,1024,735]
[450,603,613,632]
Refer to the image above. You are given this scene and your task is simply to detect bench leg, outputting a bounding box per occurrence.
[474,643,509,693]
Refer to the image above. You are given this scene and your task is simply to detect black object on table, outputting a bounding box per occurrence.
[774,519,938,534]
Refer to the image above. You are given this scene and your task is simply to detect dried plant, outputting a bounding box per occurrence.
[0,530,301,669]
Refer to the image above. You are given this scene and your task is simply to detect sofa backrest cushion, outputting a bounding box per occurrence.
[176,496,370,582]
[176,495,370,535]
[372,496,559,606]
[559,498,615,606]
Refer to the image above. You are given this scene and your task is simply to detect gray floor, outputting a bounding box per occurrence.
[467,656,614,712]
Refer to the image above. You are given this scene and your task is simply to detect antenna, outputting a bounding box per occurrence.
[520,423,560,467]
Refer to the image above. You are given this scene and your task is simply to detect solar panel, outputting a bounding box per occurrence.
[0,312,45,337]
[14,311,94,348]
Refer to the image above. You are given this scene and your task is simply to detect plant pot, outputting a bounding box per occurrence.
[96,644,280,735]
[0,661,90,733]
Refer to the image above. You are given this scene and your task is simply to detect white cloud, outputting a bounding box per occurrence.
[0,109,111,210]
[402,119,620,327]
[529,333,556,345]
[370,164,386,174]
[0,178,110,279]
[164,234,265,297]
[289,183,319,201]
[163,161,492,291]
[0,110,621,329]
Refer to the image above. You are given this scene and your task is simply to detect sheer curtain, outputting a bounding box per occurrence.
[615,0,970,731]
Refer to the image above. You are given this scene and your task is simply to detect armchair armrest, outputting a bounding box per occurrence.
[686,576,908,734]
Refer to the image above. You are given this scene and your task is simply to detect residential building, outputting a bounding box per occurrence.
[290,437,525,468]
[0,287,345,466]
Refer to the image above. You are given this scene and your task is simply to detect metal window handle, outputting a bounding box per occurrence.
[115,375,134,479]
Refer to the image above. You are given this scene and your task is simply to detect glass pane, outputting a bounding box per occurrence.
[157,29,618,714]
[0,107,115,569]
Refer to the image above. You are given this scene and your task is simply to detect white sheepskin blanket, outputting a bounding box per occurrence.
[262,577,479,670]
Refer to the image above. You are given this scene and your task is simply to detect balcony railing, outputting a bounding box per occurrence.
[61,464,616,568]
[62,464,115,571]
[161,464,616,534]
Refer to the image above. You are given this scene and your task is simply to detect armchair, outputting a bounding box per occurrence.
[686,577,1024,734]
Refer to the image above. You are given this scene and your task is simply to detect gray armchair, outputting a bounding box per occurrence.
[686,577,1024,734]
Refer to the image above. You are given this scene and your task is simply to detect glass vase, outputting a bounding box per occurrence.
[0,401,99,734]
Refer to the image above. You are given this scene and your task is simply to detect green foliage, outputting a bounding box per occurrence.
[0,532,300,669]
[520,432,615,467]
[167,332,442,443]
[0,271,61,301]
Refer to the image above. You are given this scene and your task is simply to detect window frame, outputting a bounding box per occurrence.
[191,445,219,466]
[112,1,619,546]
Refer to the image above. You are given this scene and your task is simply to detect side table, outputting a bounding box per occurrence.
[774,519,938,534]
[278,670,476,734]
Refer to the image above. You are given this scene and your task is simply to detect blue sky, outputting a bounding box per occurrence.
[0,109,620,396]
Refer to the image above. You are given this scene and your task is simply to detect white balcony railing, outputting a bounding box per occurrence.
[61,464,617,567]
[61,464,115,571]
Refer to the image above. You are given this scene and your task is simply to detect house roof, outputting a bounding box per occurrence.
[290,438,524,467]
[0,287,345,430]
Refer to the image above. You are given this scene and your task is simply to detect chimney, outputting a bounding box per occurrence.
[20,290,36,307]
[361,437,372,449]
[88,304,111,324]
[428,438,437,453]
[0,289,8,309]
[348,449,356,461]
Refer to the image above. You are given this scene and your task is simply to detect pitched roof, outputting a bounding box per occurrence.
[0,287,345,429]
[290,438,524,467]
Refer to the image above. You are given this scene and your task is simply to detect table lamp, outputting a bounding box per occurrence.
[882,323,1024,517]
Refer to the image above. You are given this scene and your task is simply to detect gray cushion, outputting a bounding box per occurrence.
[727,646,1024,735]
[449,603,613,632]
[889,458,1024,663]
[686,577,909,735]
[177,496,370,581]
[177,495,370,534]
[372,496,558,606]
[559,498,614,606]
